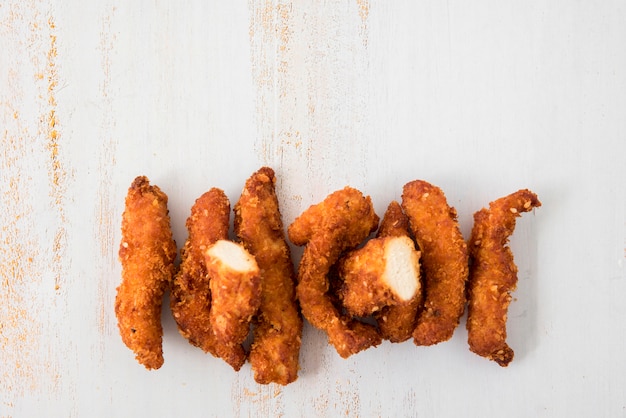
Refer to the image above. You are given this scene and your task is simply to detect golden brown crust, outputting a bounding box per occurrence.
[234,167,303,385]
[288,187,382,358]
[401,180,469,346]
[376,298,422,343]
[207,240,262,349]
[115,176,177,370]
[466,189,541,367]
[337,237,395,317]
[373,201,423,343]
[376,200,411,239]
[337,234,421,322]
[169,189,246,370]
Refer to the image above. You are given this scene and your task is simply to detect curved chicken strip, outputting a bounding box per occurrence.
[466,189,541,367]
[116,176,177,370]
[288,187,381,358]
[402,180,469,346]
[373,201,423,343]
[234,167,302,385]
[170,189,246,371]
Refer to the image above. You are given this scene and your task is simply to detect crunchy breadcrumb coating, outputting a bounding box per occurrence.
[402,180,469,346]
[373,201,423,343]
[116,176,177,370]
[289,187,381,358]
[170,189,247,371]
[206,240,262,351]
[234,167,303,385]
[466,189,541,366]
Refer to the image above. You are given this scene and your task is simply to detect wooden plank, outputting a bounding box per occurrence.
[1,0,625,416]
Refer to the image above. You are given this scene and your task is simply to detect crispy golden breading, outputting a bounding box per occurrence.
[466,189,541,367]
[373,201,423,343]
[338,236,398,316]
[234,167,303,385]
[170,189,246,371]
[288,187,382,358]
[376,201,410,239]
[116,176,177,370]
[206,240,262,350]
[402,180,469,346]
[337,234,420,318]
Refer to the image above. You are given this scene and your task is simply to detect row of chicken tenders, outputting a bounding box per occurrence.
[115,167,540,384]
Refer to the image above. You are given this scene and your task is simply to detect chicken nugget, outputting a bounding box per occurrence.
[373,201,423,342]
[288,187,381,358]
[402,180,469,346]
[206,240,262,349]
[466,189,541,366]
[234,167,302,385]
[116,176,177,370]
[170,189,246,370]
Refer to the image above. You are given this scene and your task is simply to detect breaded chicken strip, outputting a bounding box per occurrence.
[116,176,177,370]
[170,189,246,370]
[207,240,262,351]
[337,234,421,317]
[234,167,302,385]
[373,201,423,342]
[402,180,469,346]
[467,189,541,366]
[289,187,381,358]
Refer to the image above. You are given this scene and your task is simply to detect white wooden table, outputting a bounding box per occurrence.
[2,1,625,416]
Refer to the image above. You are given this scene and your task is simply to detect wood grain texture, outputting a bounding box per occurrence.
[1,0,626,416]
[1,2,70,412]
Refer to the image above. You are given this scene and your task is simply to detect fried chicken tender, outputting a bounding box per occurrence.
[402,180,469,346]
[234,167,303,385]
[466,189,541,367]
[373,201,423,342]
[336,202,421,321]
[337,234,420,317]
[288,187,382,358]
[170,189,246,371]
[206,240,262,351]
[116,176,177,370]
